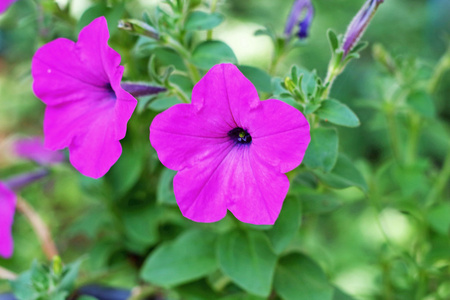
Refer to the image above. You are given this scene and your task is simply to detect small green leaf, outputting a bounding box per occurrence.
[267,197,301,254]
[217,230,277,297]
[185,11,224,31]
[141,229,217,287]
[332,286,357,300]
[191,41,237,69]
[154,47,187,71]
[426,203,450,235]
[238,65,272,93]
[407,90,435,118]
[316,99,360,127]
[327,29,339,52]
[274,253,333,300]
[77,296,99,300]
[314,154,368,192]
[303,127,339,172]
[77,3,125,34]
[157,167,178,205]
[123,206,163,250]
[58,259,83,292]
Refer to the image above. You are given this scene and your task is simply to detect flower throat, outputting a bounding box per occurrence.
[228,127,252,145]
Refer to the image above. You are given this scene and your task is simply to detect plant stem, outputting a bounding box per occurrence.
[424,148,450,207]
[405,114,421,165]
[0,266,17,280]
[16,197,58,261]
[206,0,219,40]
[165,37,201,83]
[428,47,450,94]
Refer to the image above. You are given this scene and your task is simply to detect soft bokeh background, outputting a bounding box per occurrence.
[0,0,449,299]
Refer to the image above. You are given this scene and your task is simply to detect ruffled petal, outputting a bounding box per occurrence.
[191,63,261,129]
[0,182,16,258]
[174,146,289,225]
[44,100,120,178]
[248,99,310,173]
[150,103,232,171]
[173,141,234,223]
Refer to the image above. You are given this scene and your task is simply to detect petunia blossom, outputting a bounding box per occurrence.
[150,63,310,225]
[31,17,137,178]
[0,181,16,258]
[14,136,64,165]
[0,0,17,14]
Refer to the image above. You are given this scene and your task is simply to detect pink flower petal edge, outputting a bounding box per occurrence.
[150,63,310,225]
[0,182,16,258]
[31,17,137,178]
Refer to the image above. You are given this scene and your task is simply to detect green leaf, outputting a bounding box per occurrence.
[220,294,266,300]
[267,197,301,254]
[314,154,368,192]
[406,90,435,118]
[154,47,187,71]
[316,99,360,127]
[58,260,82,292]
[238,65,272,93]
[191,41,237,69]
[105,142,145,197]
[299,189,342,214]
[123,206,163,251]
[149,95,183,111]
[157,167,178,205]
[327,29,339,52]
[185,11,224,31]
[303,127,339,172]
[274,253,333,300]
[332,286,356,300]
[10,271,39,300]
[217,230,277,297]
[426,203,450,235]
[77,3,125,34]
[141,229,217,287]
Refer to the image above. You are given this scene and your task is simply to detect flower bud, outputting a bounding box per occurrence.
[284,0,314,40]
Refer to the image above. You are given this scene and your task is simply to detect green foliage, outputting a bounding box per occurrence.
[274,253,334,300]
[217,230,277,297]
[141,229,218,287]
[191,41,238,69]
[303,127,339,172]
[316,99,360,127]
[185,11,224,31]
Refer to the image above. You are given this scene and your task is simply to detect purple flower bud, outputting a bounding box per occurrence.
[3,168,49,191]
[342,0,384,56]
[120,82,166,98]
[285,0,314,40]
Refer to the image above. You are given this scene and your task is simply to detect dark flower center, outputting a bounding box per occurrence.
[228,127,252,145]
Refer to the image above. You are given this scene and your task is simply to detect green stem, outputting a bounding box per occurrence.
[425,148,450,207]
[206,0,219,40]
[405,114,421,165]
[428,48,450,94]
[165,37,201,83]
[385,104,401,163]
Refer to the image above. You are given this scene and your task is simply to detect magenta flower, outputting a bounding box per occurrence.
[0,182,16,258]
[15,136,64,165]
[150,64,310,225]
[31,17,137,178]
[0,0,17,14]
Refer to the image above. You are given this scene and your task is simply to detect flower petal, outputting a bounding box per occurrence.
[31,17,126,106]
[191,63,261,129]
[248,99,310,173]
[44,100,120,178]
[150,103,232,171]
[0,182,16,258]
[174,146,289,225]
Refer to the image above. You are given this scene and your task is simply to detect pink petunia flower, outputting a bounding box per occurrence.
[0,0,17,14]
[31,17,137,178]
[14,136,64,165]
[150,63,310,225]
[0,182,16,258]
